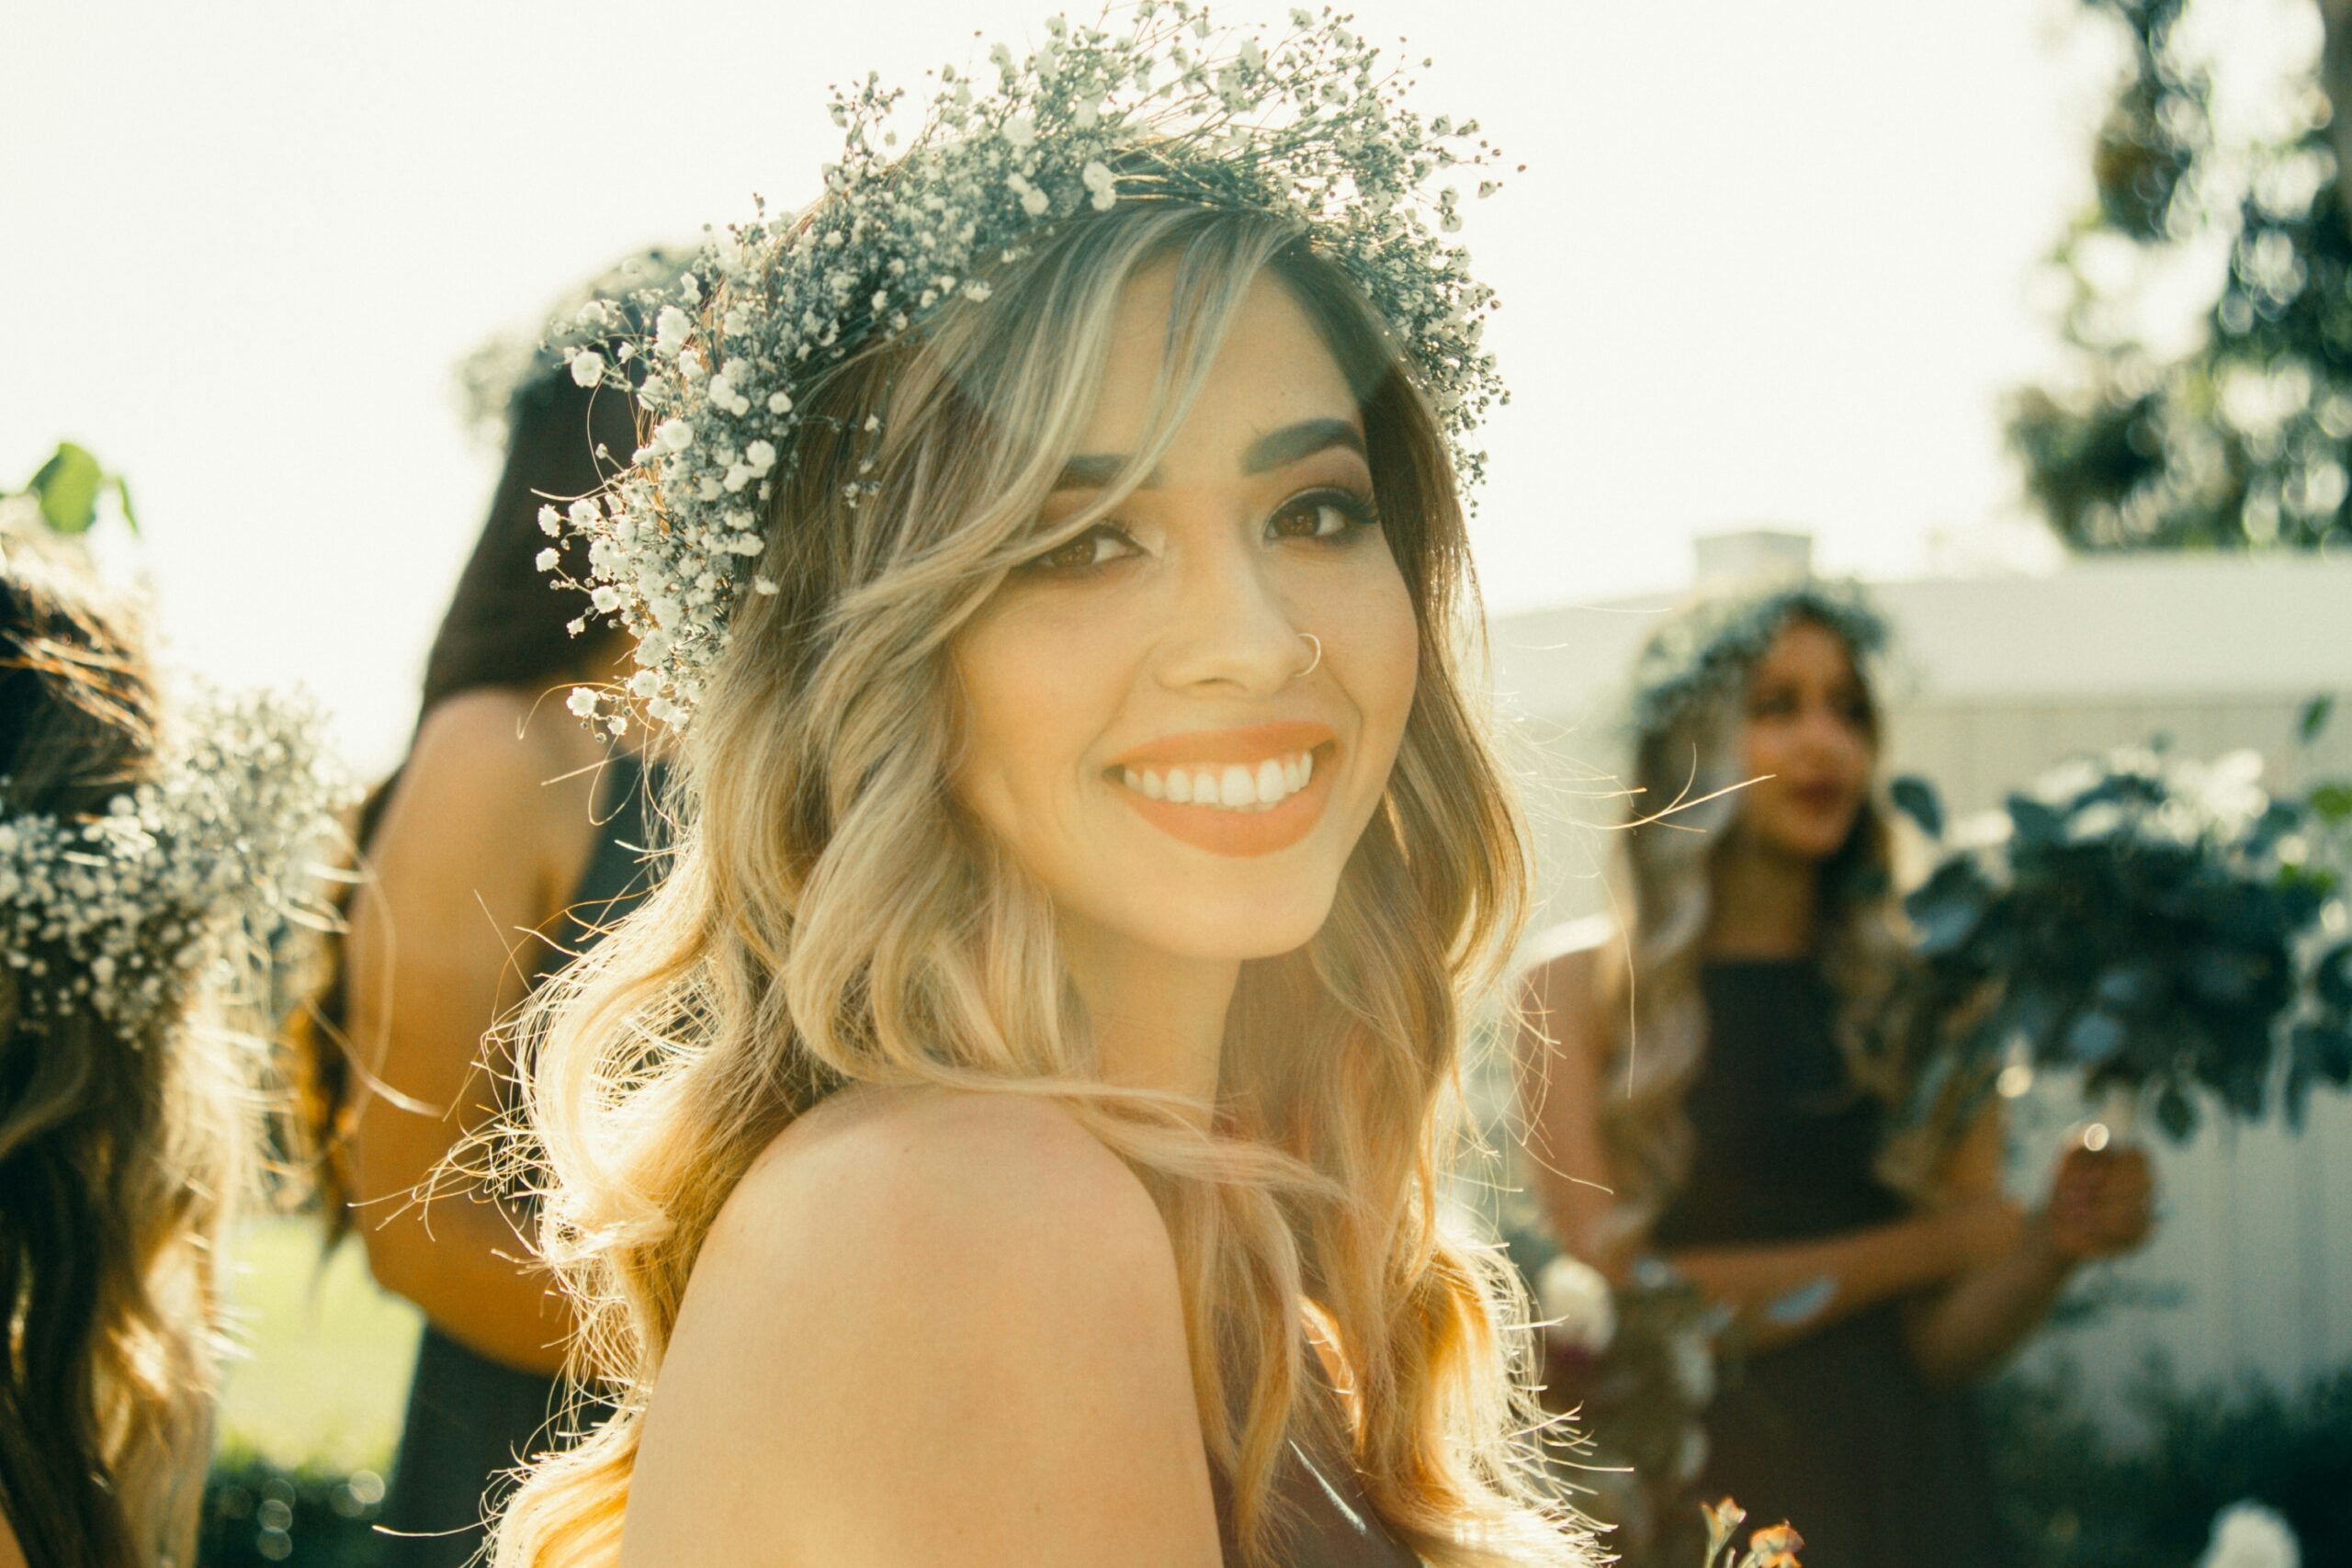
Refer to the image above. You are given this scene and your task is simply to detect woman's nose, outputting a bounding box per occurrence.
[1151,529,1304,697]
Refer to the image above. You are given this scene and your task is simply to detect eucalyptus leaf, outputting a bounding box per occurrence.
[2064,1009,2128,1066]
[2300,693,2335,743]
[2315,942,2352,1014]
[2155,1083,2197,1140]
[2009,795,2065,849]
[1888,773,1945,838]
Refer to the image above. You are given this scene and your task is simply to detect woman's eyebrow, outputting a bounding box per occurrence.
[1240,417,1364,474]
[1050,417,1368,491]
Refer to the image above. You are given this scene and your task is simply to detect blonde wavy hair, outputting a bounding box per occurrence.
[1586,595,1974,1253]
[481,200,1590,1568]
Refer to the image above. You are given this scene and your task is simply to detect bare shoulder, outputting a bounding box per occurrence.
[388,691,571,827]
[745,1082,1160,1221]
[621,1089,1220,1568]
[371,690,604,887]
[699,1086,1182,1338]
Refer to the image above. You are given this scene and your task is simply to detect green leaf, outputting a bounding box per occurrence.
[2064,1009,2128,1066]
[28,442,103,535]
[1889,773,1945,838]
[111,474,139,535]
[2310,782,2352,826]
[2154,1083,2197,1141]
[2300,694,2335,743]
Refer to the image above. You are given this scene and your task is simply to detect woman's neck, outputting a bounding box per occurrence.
[1703,837,1822,959]
[1058,919,1238,1120]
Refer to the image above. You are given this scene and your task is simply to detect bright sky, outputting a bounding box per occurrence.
[2,0,2130,772]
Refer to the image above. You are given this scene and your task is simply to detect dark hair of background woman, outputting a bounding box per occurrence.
[292,368,638,1236]
[0,539,166,1568]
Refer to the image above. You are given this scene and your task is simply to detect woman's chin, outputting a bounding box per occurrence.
[1092,885,1340,964]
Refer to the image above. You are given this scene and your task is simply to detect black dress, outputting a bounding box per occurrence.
[1213,1420,1423,1567]
[1649,959,2013,1568]
[378,753,663,1568]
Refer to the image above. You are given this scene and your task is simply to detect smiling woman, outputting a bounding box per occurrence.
[477,13,1593,1568]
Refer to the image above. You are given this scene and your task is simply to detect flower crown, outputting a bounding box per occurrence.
[1626,578,1891,742]
[0,687,350,1034]
[548,2,1512,731]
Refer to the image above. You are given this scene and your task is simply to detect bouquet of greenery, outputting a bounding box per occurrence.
[1891,729,2352,1141]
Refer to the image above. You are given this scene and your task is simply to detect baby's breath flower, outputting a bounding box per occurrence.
[1081,161,1118,211]
[0,688,349,1033]
[569,350,606,387]
[655,305,694,358]
[535,547,560,572]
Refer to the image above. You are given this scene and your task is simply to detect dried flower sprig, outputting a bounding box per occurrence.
[1701,1498,1804,1568]
[0,687,351,1034]
[552,1,1512,731]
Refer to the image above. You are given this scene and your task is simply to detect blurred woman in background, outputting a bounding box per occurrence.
[294,253,673,1568]
[0,506,337,1568]
[1512,581,2156,1566]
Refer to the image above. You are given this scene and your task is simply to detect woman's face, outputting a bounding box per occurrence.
[1736,618,1876,863]
[950,264,1420,963]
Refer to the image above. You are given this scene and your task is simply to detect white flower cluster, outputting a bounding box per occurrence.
[552,0,1512,731]
[0,688,352,1033]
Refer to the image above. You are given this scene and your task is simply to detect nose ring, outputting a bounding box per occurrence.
[1296,632,1323,677]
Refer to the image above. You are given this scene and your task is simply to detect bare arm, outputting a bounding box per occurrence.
[1904,1111,2156,1387]
[1512,943,2014,1348]
[1510,944,1625,1272]
[622,1092,1225,1568]
[342,694,587,1374]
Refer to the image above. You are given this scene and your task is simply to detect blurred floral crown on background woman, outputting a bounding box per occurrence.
[548,1,1513,730]
[0,687,346,1034]
[0,509,349,1033]
[1625,578,1891,741]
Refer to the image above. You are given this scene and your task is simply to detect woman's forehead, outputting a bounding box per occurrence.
[1756,617,1860,680]
[1072,267,1357,476]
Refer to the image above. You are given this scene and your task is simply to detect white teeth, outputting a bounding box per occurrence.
[1117,750,1319,812]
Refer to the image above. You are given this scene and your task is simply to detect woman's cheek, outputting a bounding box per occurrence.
[1334,567,1419,756]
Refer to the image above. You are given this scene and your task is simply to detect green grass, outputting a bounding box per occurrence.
[216,1216,419,1472]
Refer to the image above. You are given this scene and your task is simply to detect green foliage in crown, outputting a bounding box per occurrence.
[550,2,1513,732]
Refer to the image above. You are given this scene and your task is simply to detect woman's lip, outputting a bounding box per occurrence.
[1107,719,1338,771]
[1110,747,1337,858]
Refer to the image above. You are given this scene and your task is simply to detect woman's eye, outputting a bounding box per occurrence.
[1023,522,1137,574]
[1269,490,1375,542]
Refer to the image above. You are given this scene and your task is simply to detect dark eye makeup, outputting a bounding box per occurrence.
[1016,483,1381,578]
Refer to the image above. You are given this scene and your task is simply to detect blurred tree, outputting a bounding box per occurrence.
[2010,0,2352,550]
